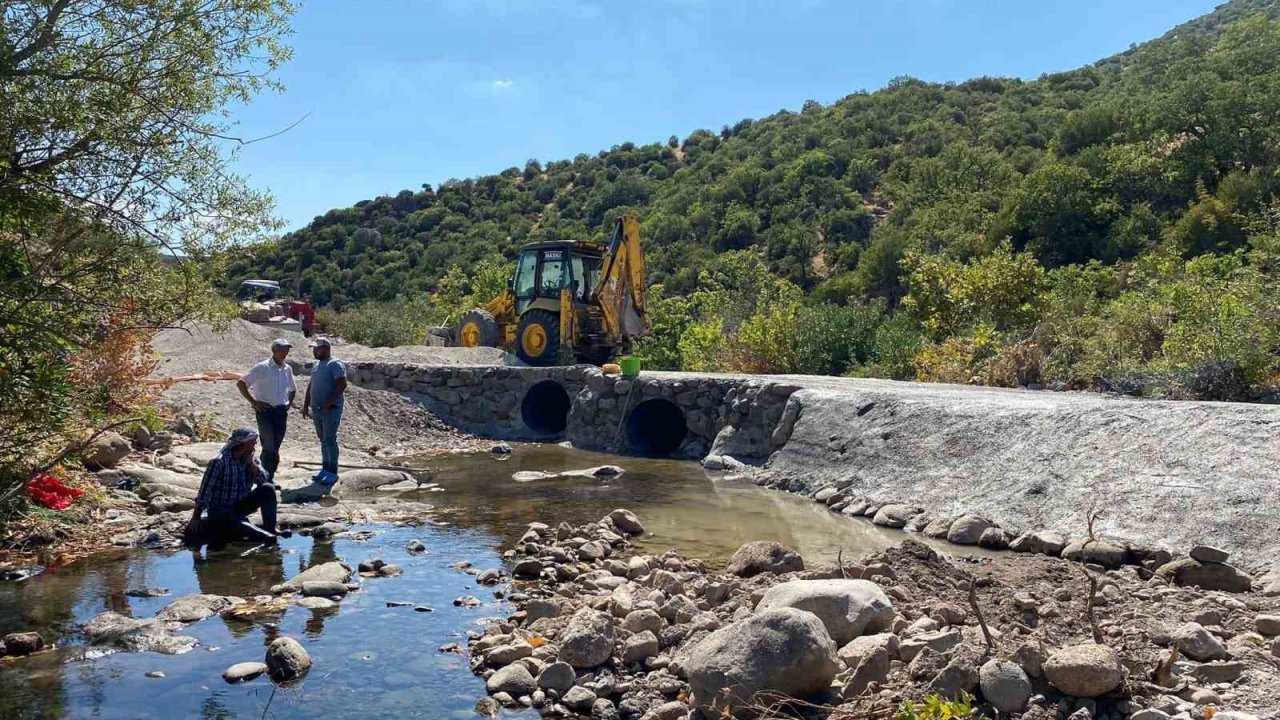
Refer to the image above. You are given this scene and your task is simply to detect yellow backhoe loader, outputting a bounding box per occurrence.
[454,214,651,366]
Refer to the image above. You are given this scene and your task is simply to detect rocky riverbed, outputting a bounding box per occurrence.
[467,511,1280,720]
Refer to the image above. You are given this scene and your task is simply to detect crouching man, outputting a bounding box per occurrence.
[187,427,280,545]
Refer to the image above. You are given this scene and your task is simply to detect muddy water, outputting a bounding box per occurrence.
[396,444,923,566]
[0,444,951,719]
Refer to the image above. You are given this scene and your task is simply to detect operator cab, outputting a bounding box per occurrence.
[237,279,281,303]
[511,242,603,314]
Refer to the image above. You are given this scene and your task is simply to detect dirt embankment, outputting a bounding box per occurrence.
[764,377,1280,569]
[151,321,510,456]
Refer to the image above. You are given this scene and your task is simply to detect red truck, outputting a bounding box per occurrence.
[236,279,318,336]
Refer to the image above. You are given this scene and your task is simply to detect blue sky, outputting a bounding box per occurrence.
[228,0,1222,232]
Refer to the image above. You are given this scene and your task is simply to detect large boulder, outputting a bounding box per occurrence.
[558,608,616,669]
[265,636,312,683]
[536,661,576,692]
[1,632,44,656]
[945,515,992,545]
[1043,644,1124,697]
[726,541,804,578]
[608,509,644,535]
[755,579,893,645]
[486,663,536,696]
[276,561,351,592]
[1172,622,1228,661]
[839,638,891,698]
[156,594,242,623]
[1061,539,1128,569]
[622,631,660,664]
[82,612,197,655]
[1009,530,1067,556]
[871,504,921,529]
[979,659,1032,713]
[84,432,132,469]
[684,608,839,717]
[1156,558,1253,593]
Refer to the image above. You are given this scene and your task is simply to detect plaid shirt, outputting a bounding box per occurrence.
[196,450,266,511]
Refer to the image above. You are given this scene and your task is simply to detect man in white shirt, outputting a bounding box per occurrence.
[236,339,297,480]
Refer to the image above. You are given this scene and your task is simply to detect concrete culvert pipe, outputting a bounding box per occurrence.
[625,399,687,457]
[521,380,572,435]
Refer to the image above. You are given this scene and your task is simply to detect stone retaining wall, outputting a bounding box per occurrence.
[345,363,586,440]
[564,371,799,459]
[344,364,800,461]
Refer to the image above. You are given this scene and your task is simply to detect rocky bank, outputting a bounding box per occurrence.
[466,511,1280,720]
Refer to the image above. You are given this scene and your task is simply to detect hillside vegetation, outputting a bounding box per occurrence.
[228,0,1280,400]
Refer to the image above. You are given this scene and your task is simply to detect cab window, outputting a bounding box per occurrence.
[514,252,537,298]
[539,250,566,295]
[572,255,602,301]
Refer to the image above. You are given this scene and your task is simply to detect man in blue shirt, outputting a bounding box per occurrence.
[302,337,346,476]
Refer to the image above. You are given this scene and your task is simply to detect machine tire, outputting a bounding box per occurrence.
[457,309,500,348]
[516,310,560,366]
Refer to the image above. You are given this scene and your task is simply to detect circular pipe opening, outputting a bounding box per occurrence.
[521,380,572,435]
[625,399,688,457]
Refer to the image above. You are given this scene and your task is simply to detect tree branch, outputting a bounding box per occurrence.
[8,0,75,68]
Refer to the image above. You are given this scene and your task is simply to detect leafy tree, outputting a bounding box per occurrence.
[1,1,293,493]
[903,241,1048,340]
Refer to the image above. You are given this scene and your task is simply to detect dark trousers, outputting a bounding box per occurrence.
[255,405,289,479]
[207,484,278,543]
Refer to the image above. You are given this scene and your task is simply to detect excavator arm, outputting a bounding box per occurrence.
[592,214,651,345]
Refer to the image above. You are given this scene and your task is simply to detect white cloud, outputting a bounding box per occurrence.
[491,79,515,90]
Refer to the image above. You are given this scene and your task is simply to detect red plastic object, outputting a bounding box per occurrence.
[27,474,84,511]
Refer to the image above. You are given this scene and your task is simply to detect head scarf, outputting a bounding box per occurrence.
[221,427,260,454]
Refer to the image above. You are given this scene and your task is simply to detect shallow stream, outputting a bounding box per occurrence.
[0,444,943,719]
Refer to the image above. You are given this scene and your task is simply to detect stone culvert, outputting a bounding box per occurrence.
[345,363,800,461]
[345,363,585,441]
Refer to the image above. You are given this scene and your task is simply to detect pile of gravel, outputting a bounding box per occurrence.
[149,320,488,456]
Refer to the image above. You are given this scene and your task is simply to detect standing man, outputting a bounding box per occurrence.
[237,338,296,480]
[302,337,346,478]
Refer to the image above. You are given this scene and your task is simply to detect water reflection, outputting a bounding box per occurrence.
[397,444,934,566]
[0,525,522,720]
[0,443,969,719]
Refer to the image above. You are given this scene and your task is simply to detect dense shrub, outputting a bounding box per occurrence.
[320,296,442,348]
[793,302,885,376]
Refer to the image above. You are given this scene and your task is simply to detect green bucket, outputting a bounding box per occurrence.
[619,356,641,377]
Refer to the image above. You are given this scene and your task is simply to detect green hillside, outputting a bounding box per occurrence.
[226,0,1280,399]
